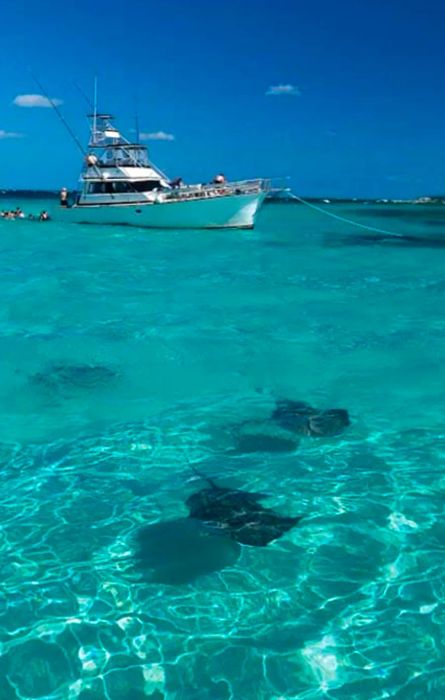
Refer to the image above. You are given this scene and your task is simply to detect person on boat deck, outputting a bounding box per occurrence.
[213,173,226,185]
[60,187,69,207]
[169,177,183,188]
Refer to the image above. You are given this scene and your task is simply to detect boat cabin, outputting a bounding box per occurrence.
[78,114,170,204]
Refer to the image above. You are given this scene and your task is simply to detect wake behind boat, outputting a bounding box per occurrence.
[58,113,269,230]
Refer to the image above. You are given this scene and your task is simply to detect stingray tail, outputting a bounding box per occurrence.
[186,460,218,490]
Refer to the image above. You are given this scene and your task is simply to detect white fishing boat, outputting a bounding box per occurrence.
[58,113,269,229]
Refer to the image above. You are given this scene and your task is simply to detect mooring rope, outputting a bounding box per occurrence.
[293,194,404,237]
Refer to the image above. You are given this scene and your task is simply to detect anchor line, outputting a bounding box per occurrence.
[292,194,404,237]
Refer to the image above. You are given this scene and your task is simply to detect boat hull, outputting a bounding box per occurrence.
[57,192,265,229]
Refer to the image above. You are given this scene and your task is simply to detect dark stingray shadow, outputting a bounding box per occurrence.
[424,220,445,227]
[228,431,299,454]
[135,517,241,584]
[134,467,303,583]
[261,240,296,249]
[324,231,445,249]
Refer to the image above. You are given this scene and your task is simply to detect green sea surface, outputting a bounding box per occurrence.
[0,201,444,699]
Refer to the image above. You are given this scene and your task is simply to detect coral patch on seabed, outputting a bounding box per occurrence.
[30,362,119,393]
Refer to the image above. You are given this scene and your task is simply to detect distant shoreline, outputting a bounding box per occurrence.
[265,195,445,205]
[1,189,445,205]
[0,190,59,199]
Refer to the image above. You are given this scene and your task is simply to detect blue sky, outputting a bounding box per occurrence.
[0,0,444,197]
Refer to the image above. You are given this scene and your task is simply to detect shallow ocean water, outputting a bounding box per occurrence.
[1,200,445,698]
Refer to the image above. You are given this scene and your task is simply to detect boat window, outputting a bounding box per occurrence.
[130,180,161,192]
[86,182,115,194]
[86,182,104,194]
[86,180,161,194]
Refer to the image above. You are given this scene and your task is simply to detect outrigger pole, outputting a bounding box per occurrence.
[73,79,102,148]
[72,81,93,108]
[93,77,98,145]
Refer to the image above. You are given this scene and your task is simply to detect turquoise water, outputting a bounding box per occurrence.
[1,200,445,698]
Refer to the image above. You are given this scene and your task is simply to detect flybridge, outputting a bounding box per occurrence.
[85,113,152,170]
[85,145,150,170]
[88,114,127,147]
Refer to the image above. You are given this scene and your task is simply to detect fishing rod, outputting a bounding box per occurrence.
[30,72,117,197]
[133,92,140,144]
[184,455,218,489]
[30,72,87,159]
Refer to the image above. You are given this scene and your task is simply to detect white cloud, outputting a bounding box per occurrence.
[139,130,175,141]
[13,94,63,108]
[266,84,300,96]
[0,129,24,139]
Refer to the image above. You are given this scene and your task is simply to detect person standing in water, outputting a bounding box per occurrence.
[60,187,69,207]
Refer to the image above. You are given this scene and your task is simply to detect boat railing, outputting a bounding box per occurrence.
[164,178,270,201]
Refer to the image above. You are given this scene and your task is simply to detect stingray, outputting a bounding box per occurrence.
[186,472,302,547]
[135,517,240,584]
[30,362,118,392]
[271,399,350,437]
